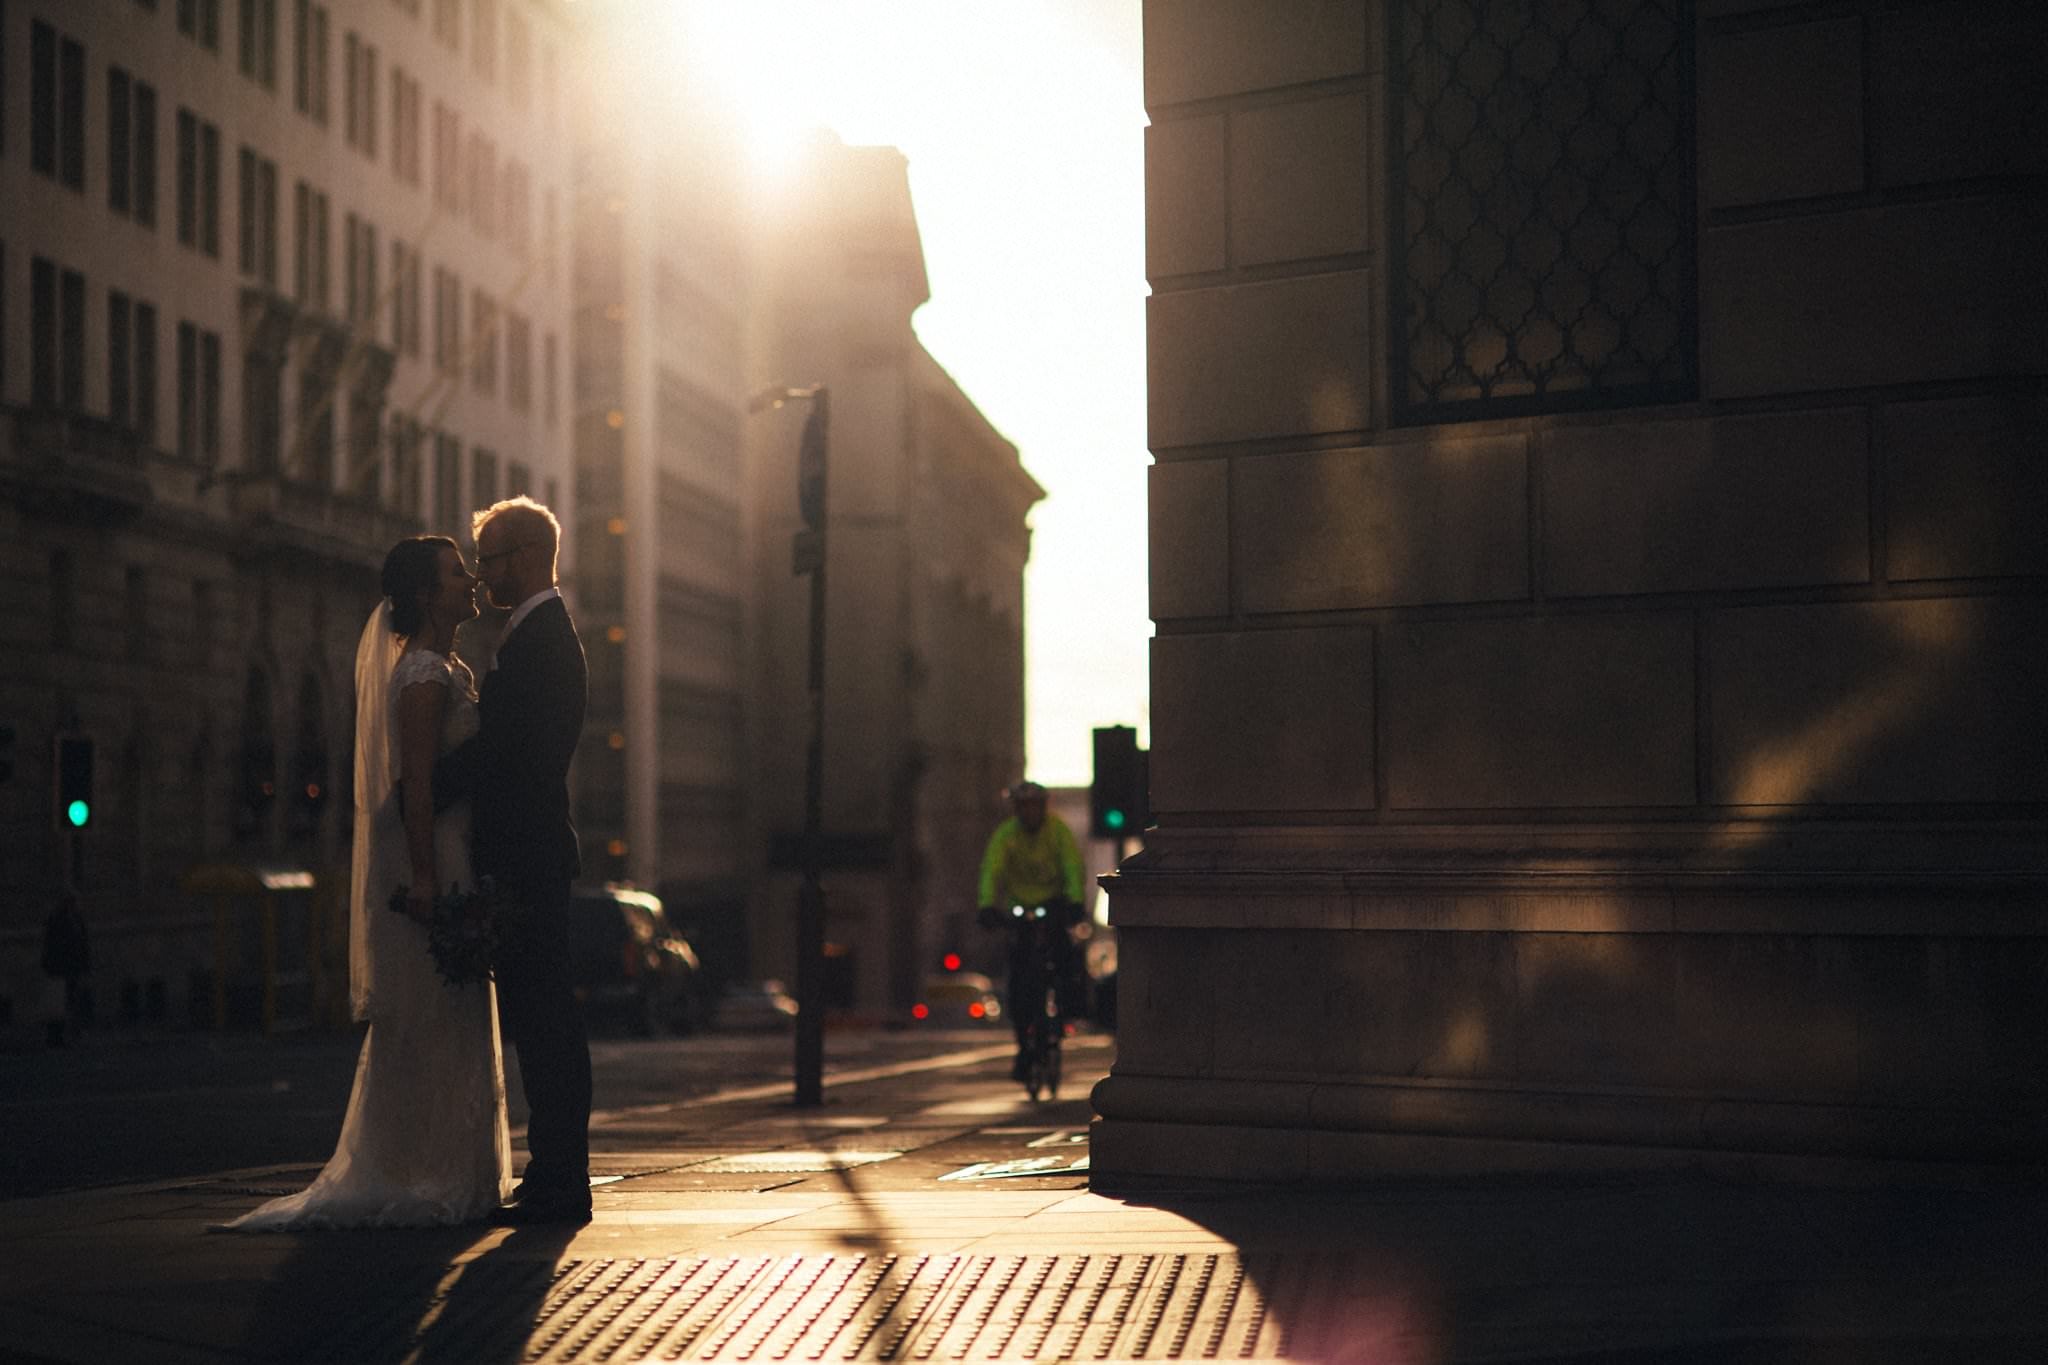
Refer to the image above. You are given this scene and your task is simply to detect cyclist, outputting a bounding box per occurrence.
[976,780,1088,1083]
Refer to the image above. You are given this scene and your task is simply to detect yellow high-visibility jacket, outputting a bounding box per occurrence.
[977,814,1085,910]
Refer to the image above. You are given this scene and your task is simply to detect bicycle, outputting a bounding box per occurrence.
[1005,902,1067,1101]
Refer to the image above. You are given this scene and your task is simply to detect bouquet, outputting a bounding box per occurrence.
[388,877,515,986]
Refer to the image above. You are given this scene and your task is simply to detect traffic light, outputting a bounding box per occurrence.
[1091,725,1146,840]
[0,723,15,783]
[55,733,94,830]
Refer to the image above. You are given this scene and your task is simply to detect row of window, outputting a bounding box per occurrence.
[164,1,555,121]
[17,252,220,465]
[396,415,559,533]
[23,17,557,271]
[420,0,553,114]
[8,247,551,474]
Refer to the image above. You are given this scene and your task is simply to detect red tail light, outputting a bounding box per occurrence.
[967,1001,985,1019]
[911,1003,929,1020]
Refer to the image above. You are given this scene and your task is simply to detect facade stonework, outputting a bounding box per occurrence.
[1103,0,2048,1179]
[0,1,576,1029]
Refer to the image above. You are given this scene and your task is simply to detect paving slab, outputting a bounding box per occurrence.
[4,1034,2047,1363]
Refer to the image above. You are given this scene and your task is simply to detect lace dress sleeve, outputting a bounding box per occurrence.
[390,650,454,695]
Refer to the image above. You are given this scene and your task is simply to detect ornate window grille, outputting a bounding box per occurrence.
[1390,0,1696,422]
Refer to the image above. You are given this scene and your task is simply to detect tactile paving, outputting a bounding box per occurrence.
[308,1252,1342,1360]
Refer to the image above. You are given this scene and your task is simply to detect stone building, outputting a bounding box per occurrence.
[563,14,752,929]
[1102,0,2047,1179]
[0,0,576,1028]
[747,136,1044,1016]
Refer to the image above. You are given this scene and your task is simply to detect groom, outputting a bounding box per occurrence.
[440,496,593,1224]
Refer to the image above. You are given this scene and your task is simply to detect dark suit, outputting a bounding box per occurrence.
[439,593,591,1201]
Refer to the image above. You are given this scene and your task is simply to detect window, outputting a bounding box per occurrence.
[506,311,531,411]
[391,238,422,356]
[61,268,84,410]
[543,332,557,425]
[470,291,497,393]
[472,446,498,508]
[468,133,496,238]
[178,0,222,51]
[239,0,278,89]
[109,291,132,427]
[432,101,461,211]
[245,339,281,473]
[349,385,382,499]
[176,109,220,255]
[390,416,422,516]
[179,320,224,462]
[107,293,157,439]
[1389,0,1696,422]
[433,267,462,374]
[344,32,377,156]
[434,432,461,526]
[136,302,158,442]
[238,146,279,285]
[31,257,86,410]
[31,21,87,190]
[294,180,330,308]
[293,1,329,125]
[389,68,421,184]
[108,69,130,214]
[344,213,378,328]
[502,160,530,256]
[299,368,334,485]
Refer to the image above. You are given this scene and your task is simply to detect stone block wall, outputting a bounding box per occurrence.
[1103,0,2048,1181]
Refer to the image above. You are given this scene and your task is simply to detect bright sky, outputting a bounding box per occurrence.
[647,1,1153,788]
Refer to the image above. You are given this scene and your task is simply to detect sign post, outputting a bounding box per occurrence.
[753,383,831,1107]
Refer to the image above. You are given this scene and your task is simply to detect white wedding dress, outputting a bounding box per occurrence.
[225,636,512,1230]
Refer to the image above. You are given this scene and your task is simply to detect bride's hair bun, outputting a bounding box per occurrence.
[380,535,458,637]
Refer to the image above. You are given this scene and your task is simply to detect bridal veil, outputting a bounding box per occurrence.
[349,600,403,1022]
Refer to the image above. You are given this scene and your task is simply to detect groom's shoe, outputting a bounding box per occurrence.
[489,1190,591,1226]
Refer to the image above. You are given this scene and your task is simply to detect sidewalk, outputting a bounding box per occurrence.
[3,1034,2045,1363]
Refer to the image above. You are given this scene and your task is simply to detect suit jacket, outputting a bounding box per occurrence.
[438,595,586,892]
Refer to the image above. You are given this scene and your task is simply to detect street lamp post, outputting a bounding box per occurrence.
[752,383,830,1107]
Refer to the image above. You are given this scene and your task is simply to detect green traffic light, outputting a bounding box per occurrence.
[66,800,90,828]
[1104,808,1126,830]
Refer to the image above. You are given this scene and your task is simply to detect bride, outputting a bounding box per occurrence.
[225,536,511,1229]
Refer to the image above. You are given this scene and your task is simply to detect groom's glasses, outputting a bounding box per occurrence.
[475,541,535,566]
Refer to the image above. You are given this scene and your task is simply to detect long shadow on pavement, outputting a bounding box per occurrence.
[236,1225,482,1361]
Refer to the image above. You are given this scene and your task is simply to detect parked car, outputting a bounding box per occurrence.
[711,978,799,1032]
[567,885,705,1036]
[911,970,1003,1026]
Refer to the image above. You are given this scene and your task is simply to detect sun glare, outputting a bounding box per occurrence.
[623,0,1151,785]
[644,1,842,184]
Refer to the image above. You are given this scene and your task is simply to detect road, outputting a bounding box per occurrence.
[1,1023,1015,1199]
